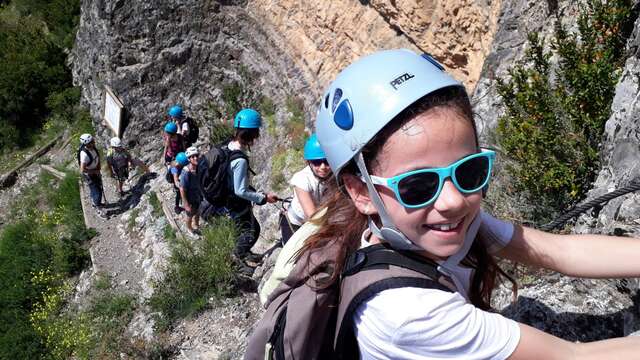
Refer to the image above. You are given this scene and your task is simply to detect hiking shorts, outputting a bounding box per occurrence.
[186,197,202,217]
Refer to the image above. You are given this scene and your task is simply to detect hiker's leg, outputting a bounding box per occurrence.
[87,175,101,207]
[186,215,194,231]
[173,186,181,208]
[230,209,255,258]
[279,213,294,245]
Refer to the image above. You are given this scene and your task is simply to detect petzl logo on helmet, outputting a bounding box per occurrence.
[390,73,415,90]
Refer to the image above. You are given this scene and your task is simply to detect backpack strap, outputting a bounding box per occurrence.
[334,244,453,358]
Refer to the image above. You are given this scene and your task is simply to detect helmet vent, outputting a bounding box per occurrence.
[334,99,353,130]
[332,88,343,112]
[421,53,444,71]
[324,93,330,109]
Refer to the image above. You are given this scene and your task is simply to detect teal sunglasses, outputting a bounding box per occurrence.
[368,149,495,208]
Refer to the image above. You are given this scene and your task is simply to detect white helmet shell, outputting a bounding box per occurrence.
[185,146,199,157]
[316,49,463,178]
[80,133,93,145]
[110,137,122,148]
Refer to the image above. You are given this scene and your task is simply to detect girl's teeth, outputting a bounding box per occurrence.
[431,222,459,231]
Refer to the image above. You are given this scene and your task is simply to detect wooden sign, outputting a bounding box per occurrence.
[103,86,125,137]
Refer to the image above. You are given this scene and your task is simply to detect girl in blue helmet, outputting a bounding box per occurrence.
[168,152,189,214]
[162,121,185,165]
[294,49,640,358]
[279,133,333,244]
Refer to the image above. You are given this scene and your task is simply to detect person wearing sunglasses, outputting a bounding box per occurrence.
[279,133,333,244]
[293,49,640,358]
[179,146,203,236]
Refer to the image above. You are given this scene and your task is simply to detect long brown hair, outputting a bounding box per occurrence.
[299,86,515,309]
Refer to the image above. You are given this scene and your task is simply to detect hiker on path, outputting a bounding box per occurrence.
[248,49,640,359]
[107,137,150,197]
[168,105,198,148]
[162,121,185,166]
[169,152,189,214]
[179,146,202,235]
[78,133,105,217]
[225,108,277,266]
[279,133,332,244]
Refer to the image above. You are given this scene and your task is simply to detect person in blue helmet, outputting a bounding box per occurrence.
[292,49,640,358]
[225,108,278,266]
[162,121,185,165]
[279,133,333,244]
[168,105,197,147]
[169,152,189,214]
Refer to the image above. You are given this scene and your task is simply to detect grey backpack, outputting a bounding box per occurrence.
[244,243,453,360]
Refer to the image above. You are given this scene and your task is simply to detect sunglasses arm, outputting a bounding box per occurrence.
[355,153,421,251]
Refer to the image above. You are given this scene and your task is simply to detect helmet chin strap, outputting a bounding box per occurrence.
[355,153,421,251]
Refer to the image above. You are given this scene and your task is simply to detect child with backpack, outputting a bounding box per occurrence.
[246,49,640,359]
[168,152,189,214]
[279,133,332,244]
[106,137,133,197]
[179,146,202,235]
[78,133,106,219]
[168,104,199,148]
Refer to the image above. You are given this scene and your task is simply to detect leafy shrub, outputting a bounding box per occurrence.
[495,0,633,222]
[149,217,238,330]
[148,191,163,218]
[270,147,305,192]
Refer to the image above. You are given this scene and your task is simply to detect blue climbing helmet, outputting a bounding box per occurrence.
[233,108,262,129]
[303,133,326,160]
[164,122,178,134]
[315,49,465,251]
[316,49,463,178]
[175,152,188,166]
[168,105,183,118]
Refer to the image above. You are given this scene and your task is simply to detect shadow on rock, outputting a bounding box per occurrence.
[501,291,640,341]
[106,172,158,217]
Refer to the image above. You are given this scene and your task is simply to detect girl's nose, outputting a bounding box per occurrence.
[432,179,466,213]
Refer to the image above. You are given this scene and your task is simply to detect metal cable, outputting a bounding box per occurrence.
[540,178,640,231]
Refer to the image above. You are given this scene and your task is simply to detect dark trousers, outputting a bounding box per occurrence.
[229,207,260,259]
[279,214,301,245]
[173,185,181,208]
[84,174,103,207]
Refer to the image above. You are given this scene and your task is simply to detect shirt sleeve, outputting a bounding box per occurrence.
[354,287,520,360]
[179,171,188,189]
[80,151,90,165]
[289,167,313,192]
[182,122,189,133]
[479,211,515,254]
[230,157,265,204]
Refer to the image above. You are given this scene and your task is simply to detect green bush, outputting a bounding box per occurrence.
[495,0,633,221]
[149,217,238,330]
[271,147,305,192]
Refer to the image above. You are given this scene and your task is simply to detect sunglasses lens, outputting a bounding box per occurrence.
[310,159,328,167]
[455,155,490,191]
[397,172,440,206]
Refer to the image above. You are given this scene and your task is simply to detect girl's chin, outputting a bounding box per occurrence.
[415,240,465,261]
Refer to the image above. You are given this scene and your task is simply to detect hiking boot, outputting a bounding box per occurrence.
[233,256,255,277]
[188,228,202,237]
[95,209,107,220]
[174,206,183,214]
[242,252,263,264]
[191,228,202,236]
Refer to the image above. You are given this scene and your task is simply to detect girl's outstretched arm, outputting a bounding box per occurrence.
[497,225,640,278]
[511,323,640,359]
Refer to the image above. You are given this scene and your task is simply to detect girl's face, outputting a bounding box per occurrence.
[367,108,481,261]
[309,159,332,179]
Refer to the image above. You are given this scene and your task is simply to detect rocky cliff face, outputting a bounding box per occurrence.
[71,0,640,357]
[248,0,501,93]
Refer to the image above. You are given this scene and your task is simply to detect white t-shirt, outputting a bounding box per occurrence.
[354,212,520,359]
[181,121,189,135]
[286,166,327,226]
[80,147,99,170]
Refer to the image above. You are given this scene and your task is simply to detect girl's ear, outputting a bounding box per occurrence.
[343,174,377,215]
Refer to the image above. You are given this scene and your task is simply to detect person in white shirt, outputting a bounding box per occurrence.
[295,49,640,359]
[78,133,105,218]
[280,133,332,244]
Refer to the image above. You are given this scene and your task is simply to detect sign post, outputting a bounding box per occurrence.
[103,86,124,137]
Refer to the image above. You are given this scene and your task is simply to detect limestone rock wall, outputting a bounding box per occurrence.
[247,0,501,94]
